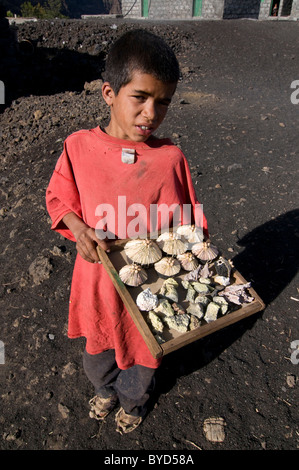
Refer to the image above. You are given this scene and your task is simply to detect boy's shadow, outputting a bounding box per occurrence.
[2,39,106,109]
[153,209,299,399]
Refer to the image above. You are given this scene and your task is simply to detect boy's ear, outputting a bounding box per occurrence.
[102,82,115,106]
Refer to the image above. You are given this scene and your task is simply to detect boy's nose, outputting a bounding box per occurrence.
[142,100,157,122]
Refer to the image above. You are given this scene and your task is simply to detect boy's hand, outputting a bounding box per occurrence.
[62,212,109,263]
[75,226,109,263]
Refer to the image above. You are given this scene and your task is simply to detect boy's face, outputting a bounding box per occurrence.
[102,71,177,142]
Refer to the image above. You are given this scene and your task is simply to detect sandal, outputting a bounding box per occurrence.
[115,407,143,434]
[89,394,118,420]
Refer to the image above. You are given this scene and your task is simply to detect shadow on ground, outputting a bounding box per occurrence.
[153,209,299,400]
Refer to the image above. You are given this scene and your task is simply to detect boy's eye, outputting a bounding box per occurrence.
[133,95,145,101]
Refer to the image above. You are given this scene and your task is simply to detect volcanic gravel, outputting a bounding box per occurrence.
[0,17,298,452]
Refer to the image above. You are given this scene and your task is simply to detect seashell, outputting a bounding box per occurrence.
[192,241,219,261]
[163,313,190,333]
[189,315,201,330]
[176,224,204,243]
[215,257,233,278]
[204,302,220,323]
[218,283,254,305]
[156,232,188,256]
[124,238,162,265]
[159,278,179,303]
[147,311,164,333]
[200,262,212,279]
[186,302,205,319]
[183,265,202,281]
[136,288,158,311]
[154,257,181,277]
[214,275,230,286]
[154,299,175,317]
[177,252,199,271]
[119,263,148,287]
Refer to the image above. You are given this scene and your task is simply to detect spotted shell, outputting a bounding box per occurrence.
[177,251,199,271]
[191,241,219,261]
[154,257,181,277]
[156,232,188,256]
[124,239,162,265]
[119,263,148,287]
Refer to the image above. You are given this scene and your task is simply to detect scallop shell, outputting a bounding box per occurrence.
[192,241,219,261]
[176,224,204,243]
[119,263,148,287]
[156,232,188,256]
[177,252,199,271]
[124,239,162,265]
[154,257,181,277]
[136,288,158,311]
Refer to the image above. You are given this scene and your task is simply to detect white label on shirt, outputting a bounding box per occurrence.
[121,148,136,164]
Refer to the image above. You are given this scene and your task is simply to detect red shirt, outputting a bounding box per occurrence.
[46,127,208,369]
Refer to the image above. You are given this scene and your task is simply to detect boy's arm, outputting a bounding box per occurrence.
[62,212,109,263]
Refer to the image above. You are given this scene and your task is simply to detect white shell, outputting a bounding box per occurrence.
[124,239,162,265]
[214,275,230,286]
[119,264,147,287]
[176,224,204,243]
[154,257,181,277]
[136,288,159,311]
[156,232,188,256]
[192,241,219,261]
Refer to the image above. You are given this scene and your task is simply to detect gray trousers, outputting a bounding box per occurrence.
[83,349,156,417]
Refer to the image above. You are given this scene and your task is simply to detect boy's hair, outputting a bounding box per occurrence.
[104,29,180,95]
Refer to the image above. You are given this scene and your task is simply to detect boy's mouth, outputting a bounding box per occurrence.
[136,125,153,137]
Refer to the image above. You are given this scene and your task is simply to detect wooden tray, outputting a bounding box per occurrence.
[97,240,265,359]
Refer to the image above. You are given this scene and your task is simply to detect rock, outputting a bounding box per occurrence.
[28,256,52,285]
[203,417,226,442]
[58,403,70,419]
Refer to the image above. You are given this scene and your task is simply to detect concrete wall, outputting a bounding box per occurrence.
[121,0,298,20]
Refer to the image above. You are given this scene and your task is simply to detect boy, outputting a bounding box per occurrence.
[46,29,208,434]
